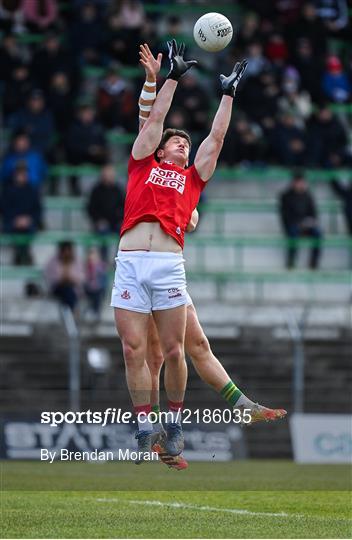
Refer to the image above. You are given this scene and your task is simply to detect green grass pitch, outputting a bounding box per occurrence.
[1,460,351,538]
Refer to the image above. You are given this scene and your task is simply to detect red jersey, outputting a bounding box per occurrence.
[120,153,206,249]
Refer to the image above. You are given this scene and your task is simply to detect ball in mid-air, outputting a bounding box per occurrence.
[193,12,233,52]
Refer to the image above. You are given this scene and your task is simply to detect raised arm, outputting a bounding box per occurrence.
[132,39,197,160]
[194,60,247,182]
[137,45,199,234]
[138,44,162,132]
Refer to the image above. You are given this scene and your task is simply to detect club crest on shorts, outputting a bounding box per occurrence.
[168,288,182,299]
[121,290,131,300]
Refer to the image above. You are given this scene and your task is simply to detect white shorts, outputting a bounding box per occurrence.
[111,250,192,313]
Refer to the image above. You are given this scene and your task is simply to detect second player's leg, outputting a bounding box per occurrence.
[185,304,230,391]
[185,303,287,423]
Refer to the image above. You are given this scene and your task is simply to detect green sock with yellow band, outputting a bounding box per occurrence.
[220,381,243,407]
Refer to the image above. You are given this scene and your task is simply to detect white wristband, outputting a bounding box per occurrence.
[140,89,156,101]
[144,80,156,88]
[139,104,152,112]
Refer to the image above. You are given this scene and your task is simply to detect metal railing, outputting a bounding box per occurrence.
[59,305,81,411]
[282,305,311,413]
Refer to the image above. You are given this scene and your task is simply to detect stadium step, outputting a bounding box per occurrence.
[42,195,348,236]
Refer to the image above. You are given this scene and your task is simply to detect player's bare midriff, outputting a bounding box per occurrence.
[119,221,182,253]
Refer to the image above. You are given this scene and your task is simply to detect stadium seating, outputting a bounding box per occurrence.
[2,159,351,304]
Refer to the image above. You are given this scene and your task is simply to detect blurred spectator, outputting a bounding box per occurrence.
[1,131,47,189]
[239,68,280,123]
[31,32,79,94]
[87,163,125,259]
[275,0,304,24]
[220,116,264,166]
[174,73,211,134]
[236,12,261,51]
[48,72,74,135]
[47,72,75,194]
[285,2,327,57]
[0,162,41,265]
[278,66,312,128]
[105,12,131,65]
[105,0,146,65]
[322,55,351,103]
[66,103,108,195]
[3,63,33,118]
[292,37,323,102]
[330,178,352,235]
[273,113,307,166]
[265,32,289,69]
[22,0,58,32]
[0,33,24,82]
[306,105,348,167]
[69,1,104,65]
[244,41,270,78]
[140,17,159,52]
[260,115,279,162]
[97,65,136,130]
[45,241,84,312]
[161,15,187,46]
[8,89,55,156]
[279,171,322,269]
[84,247,107,319]
[256,16,276,43]
[107,0,145,25]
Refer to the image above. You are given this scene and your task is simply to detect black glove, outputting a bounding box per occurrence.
[166,39,197,81]
[220,60,248,97]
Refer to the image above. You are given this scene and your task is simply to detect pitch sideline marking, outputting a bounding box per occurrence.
[96,497,292,518]
[96,497,352,522]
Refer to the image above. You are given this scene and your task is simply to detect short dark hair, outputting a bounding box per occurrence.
[155,128,191,162]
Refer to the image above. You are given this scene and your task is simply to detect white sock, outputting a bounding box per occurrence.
[137,413,153,432]
[152,421,164,433]
[235,394,255,408]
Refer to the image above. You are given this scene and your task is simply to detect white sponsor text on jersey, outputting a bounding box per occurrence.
[145,166,186,194]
